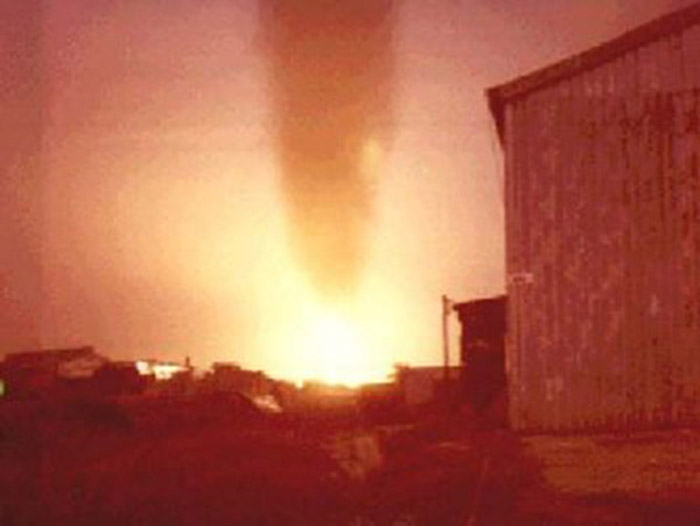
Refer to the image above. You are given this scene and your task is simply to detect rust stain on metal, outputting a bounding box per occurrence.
[493,11,700,432]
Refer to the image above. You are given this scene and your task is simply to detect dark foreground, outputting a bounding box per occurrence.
[2,397,700,525]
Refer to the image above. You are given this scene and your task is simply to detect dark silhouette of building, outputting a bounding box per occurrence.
[488,4,700,431]
[453,296,507,414]
[1,346,105,399]
[205,362,272,399]
[92,361,150,397]
[394,364,462,408]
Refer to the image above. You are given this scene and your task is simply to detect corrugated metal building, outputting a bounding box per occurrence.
[488,4,700,432]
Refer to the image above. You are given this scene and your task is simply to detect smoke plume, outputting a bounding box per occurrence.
[261,0,395,299]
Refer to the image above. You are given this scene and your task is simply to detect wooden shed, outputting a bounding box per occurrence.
[488,3,700,431]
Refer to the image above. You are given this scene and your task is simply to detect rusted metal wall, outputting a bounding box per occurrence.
[502,21,700,431]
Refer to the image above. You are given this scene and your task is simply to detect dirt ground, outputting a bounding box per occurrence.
[2,398,700,525]
[517,430,700,525]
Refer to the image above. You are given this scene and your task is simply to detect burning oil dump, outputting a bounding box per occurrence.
[261,1,396,300]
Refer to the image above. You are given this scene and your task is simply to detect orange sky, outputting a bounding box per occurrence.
[5,0,692,383]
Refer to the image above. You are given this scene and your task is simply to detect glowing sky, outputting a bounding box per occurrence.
[1,0,694,383]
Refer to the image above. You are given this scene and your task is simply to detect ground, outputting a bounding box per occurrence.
[2,397,700,525]
[517,430,700,525]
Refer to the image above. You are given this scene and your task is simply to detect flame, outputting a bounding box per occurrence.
[306,312,375,387]
[246,202,403,388]
[270,291,394,387]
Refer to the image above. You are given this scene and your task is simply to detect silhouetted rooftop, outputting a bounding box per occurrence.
[487,2,700,140]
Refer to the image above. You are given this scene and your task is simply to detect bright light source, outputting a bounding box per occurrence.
[135,360,185,380]
[135,360,150,376]
[303,311,384,387]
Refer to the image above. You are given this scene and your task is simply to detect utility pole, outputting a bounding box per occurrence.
[442,294,451,384]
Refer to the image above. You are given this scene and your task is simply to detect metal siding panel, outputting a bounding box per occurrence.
[521,93,539,430]
[594,63,611,429]
[602,57,626,429]
[656,37,676,426]
[648,39,665,426]
[620,49,638,429]
[515,98,529,430]
[682,24,700,85]
[557,84,569,430]
[532,86,553,431]
[687,42,700,418]
[570,71,588,430]
[629,47,648,427]
[639,41,659,426]
[611,55,629,429]
[552,80,569,429]
[676,86,696,421]
[675,28,693,422]
[581,67,598,428]
[540,84,562,430]
[660,34,684,425]
[507,99,528,430]
[584,66,600,428]
[502,20,700,432]
[681,19,700,424]
[504,101,520,429]
[531,86,552,430]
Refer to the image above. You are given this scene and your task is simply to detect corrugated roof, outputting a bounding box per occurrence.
[487,2,700,141]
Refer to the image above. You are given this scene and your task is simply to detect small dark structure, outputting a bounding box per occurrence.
[1,346,106,399]
[394,364,463,409]
[358,381,403,423]
[92,361,150,397]
[453,296,507,414]
[205,363,272,399]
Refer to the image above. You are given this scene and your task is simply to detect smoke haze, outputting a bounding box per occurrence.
[262,1,396,299]
[1,0,696,376]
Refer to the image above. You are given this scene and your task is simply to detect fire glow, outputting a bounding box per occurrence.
[135,360,186,381]
[307,312,375,387]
